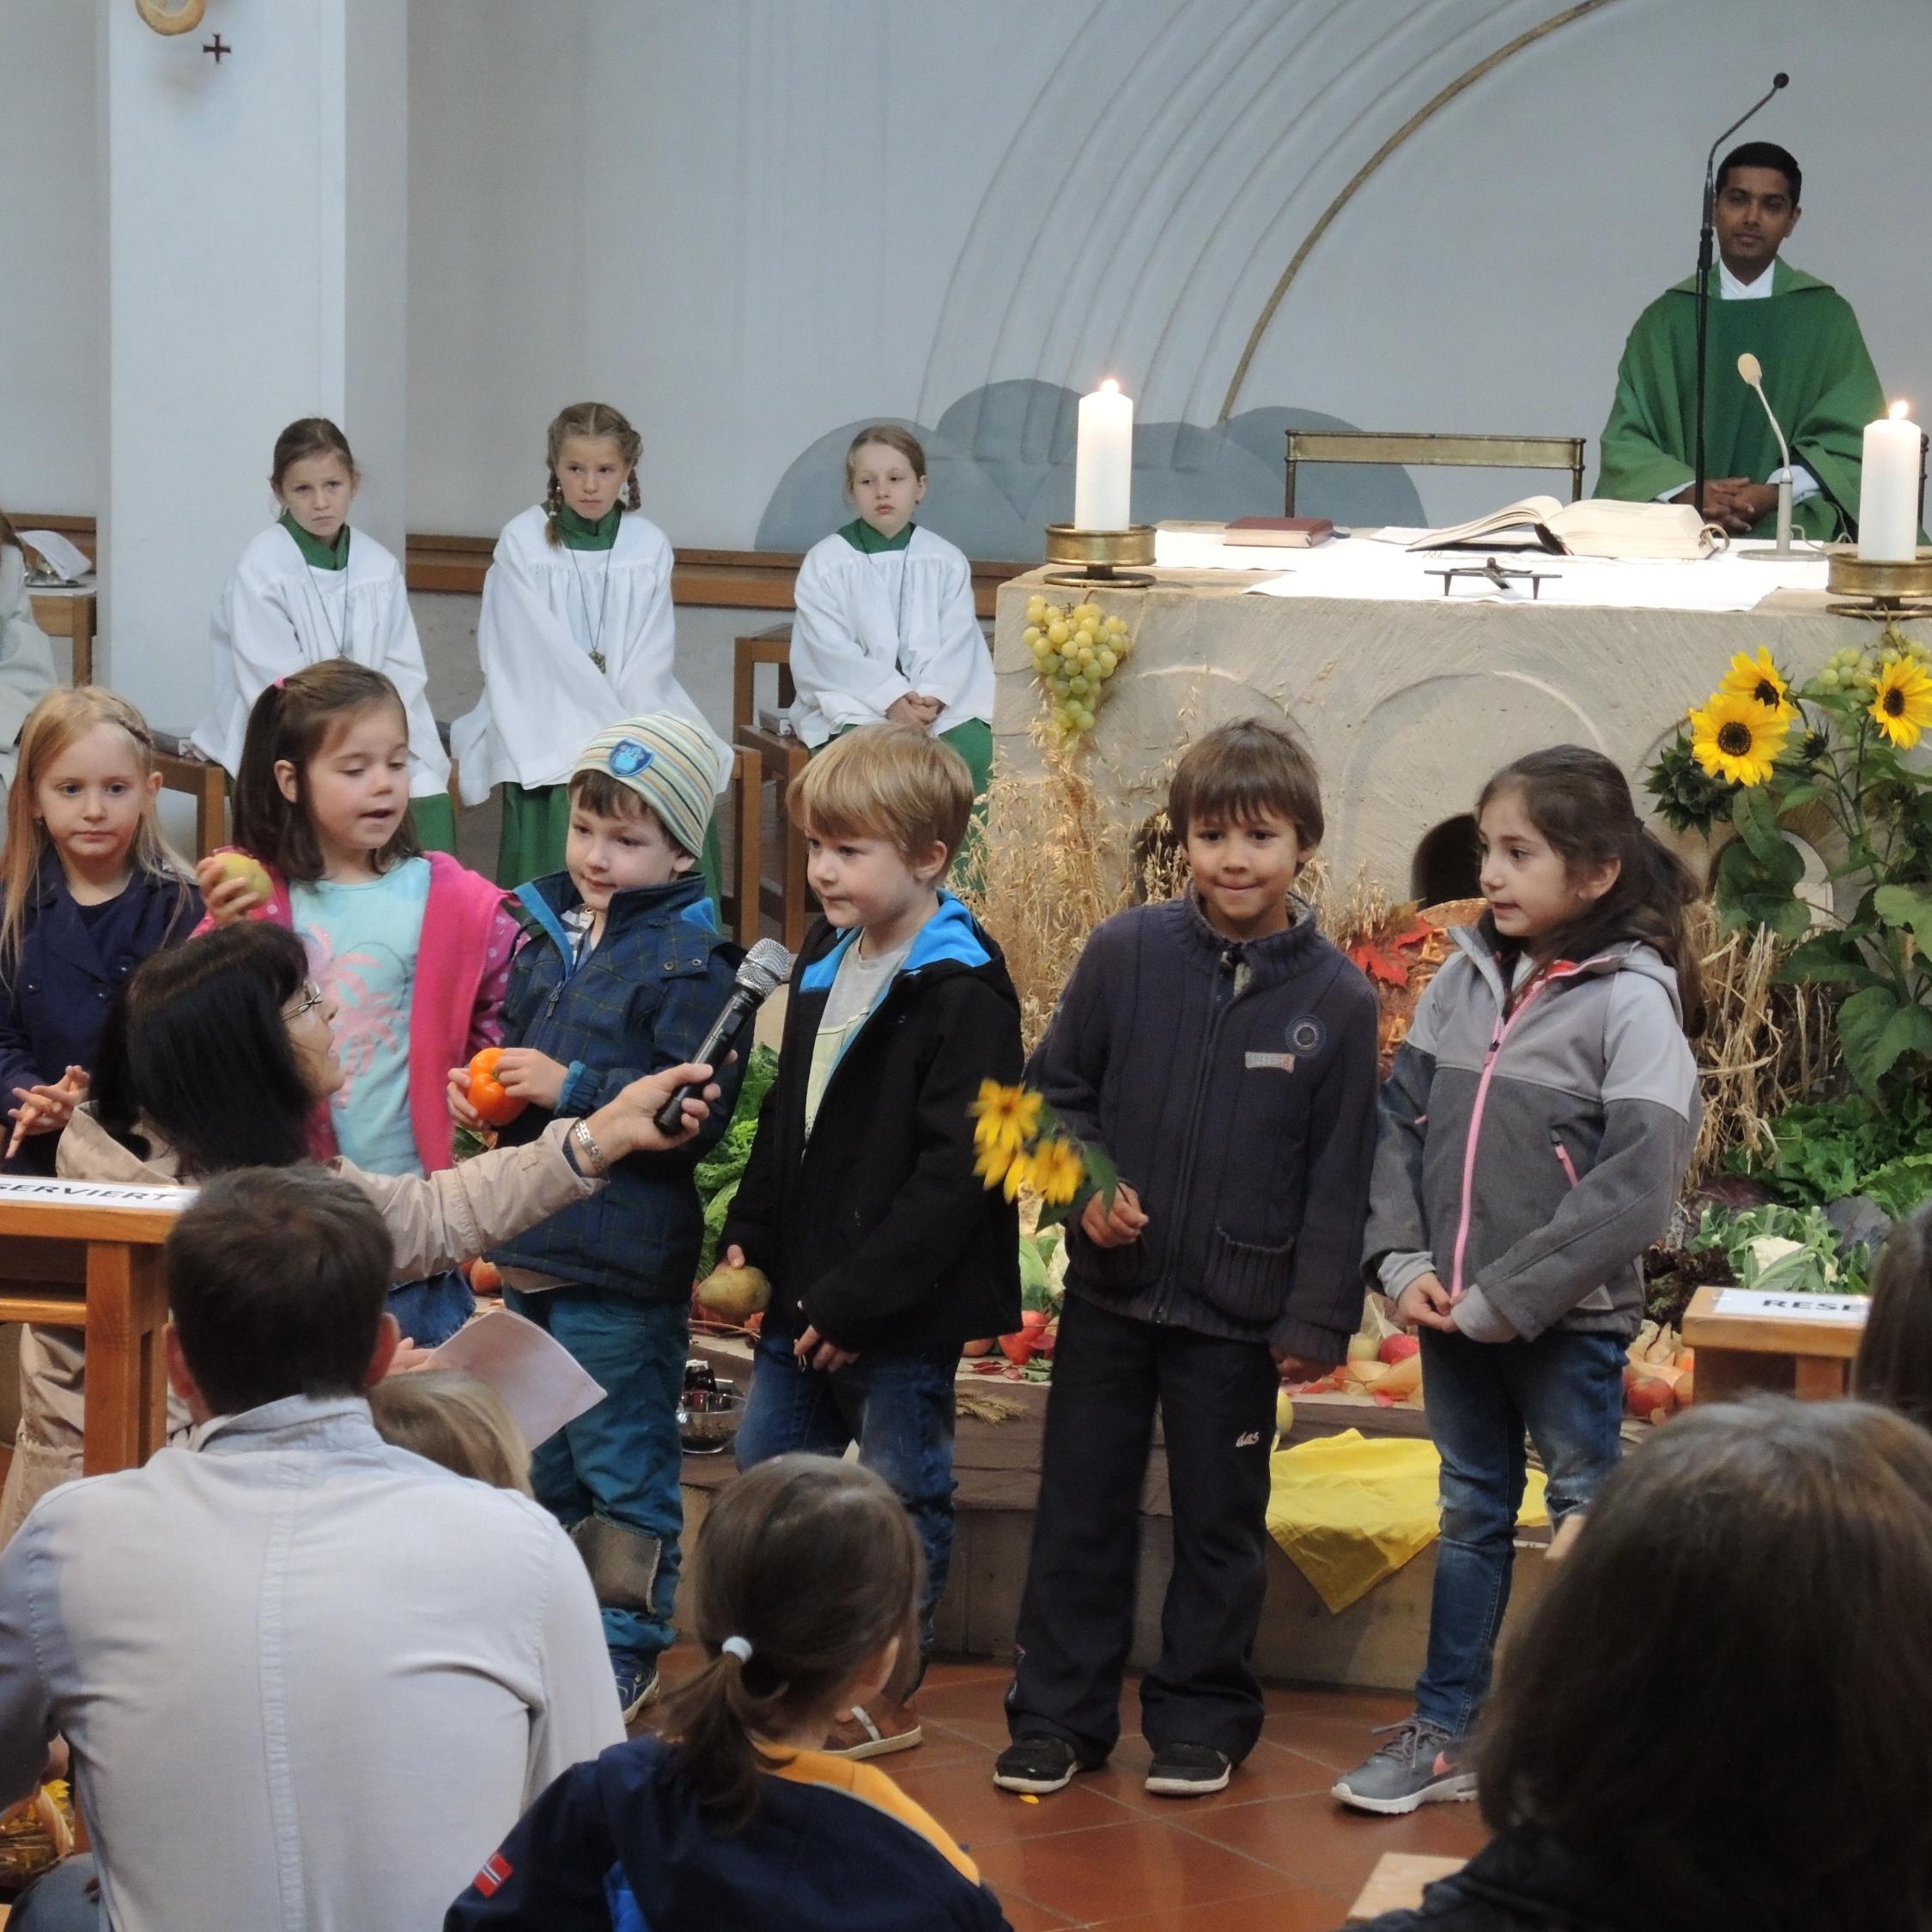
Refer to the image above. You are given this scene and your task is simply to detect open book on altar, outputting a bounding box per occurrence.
[1406,496,1723,561]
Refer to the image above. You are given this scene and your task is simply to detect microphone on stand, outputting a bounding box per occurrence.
[1734,352,1798,560]
[652,938,794,1135]
[1693,71,1789,518]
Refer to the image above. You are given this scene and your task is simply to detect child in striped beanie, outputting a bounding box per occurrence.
[447,711,750,1722]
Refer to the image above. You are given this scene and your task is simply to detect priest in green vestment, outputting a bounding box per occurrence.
[1598,143,1889,540]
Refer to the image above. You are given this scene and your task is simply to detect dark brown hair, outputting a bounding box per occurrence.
[654,1456,921,1830]
[1854,1205,1932,1428]
[93,922,318,1177]
[1479,1399,1932,1932]
[544,402,642,547]
[1477,745,1705,1035]
[1168,718,1324,851]
[270,417,358,493]
[231,662,422,883]
[569,768,651,823]
[844,425,927,492]
[167,1167,392,1416]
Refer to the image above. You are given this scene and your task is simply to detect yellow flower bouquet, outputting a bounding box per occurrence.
[968,1080,1120,1229]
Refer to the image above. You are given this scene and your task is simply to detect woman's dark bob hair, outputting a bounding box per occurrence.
[92,923,319,1179]
[1477,1397,1932,1932]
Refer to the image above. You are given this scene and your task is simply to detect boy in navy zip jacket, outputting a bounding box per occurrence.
[722,725,1023,1759]
[996,720,1380,1801]
[447,714,747,1722]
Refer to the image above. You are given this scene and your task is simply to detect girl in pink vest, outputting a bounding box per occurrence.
[197,663,517,1340]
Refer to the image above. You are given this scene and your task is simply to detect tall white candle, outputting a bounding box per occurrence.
[1859,401,1920,562]
[1074,379,1133,531]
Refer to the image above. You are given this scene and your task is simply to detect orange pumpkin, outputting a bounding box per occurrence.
[466,1048,527,1127]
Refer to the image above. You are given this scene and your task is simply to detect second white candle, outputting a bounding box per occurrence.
[1074,379,1133,531]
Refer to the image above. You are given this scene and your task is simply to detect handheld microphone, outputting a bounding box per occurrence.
[1735,352,1797,559]
[652,937,793,1136]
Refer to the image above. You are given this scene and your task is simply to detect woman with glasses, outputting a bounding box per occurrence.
[0,920,723,1539]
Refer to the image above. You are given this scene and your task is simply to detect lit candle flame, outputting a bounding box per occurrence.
[1099,378,1120,396]
[1890,400,1911,421]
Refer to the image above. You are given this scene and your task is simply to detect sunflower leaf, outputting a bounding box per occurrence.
[1731,786,1801,878]
[1874,885,1932,957]
[1837,985,1932,1098]
[1715,837,1808,939]
[1776,931,1879,988]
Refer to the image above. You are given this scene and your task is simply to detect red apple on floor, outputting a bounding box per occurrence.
[1379,1334,1421,1365]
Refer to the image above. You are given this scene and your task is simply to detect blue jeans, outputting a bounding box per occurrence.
[504,1287,690,1663]
[735,1327,957,1676]
[13,1856,101,1931]
[386,1268,475,1348]
[1415,1324,1626,1737]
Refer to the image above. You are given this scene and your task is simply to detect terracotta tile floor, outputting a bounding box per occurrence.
[650,1649,1490,1930]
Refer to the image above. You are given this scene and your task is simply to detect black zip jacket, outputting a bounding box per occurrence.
[1029,891,1379,1363]
[721,896,1023,1353]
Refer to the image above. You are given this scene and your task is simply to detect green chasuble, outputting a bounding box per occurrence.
[279,511,349,569]
[1598,260,1886,541]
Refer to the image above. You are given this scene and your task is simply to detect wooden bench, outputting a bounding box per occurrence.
[27,588,94,687]
[732,623,811,952]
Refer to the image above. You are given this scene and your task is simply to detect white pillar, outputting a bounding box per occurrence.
[98,0,406,726]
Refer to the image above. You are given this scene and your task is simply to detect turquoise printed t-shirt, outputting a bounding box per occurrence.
[290,859,431,1176]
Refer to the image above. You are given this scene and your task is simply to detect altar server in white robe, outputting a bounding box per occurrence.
[0,515,56,798]
[790,426,993,871]
[191,419,456,853]
[451,401,731,890]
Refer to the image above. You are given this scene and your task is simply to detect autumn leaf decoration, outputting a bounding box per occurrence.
[1347,915,1435,987]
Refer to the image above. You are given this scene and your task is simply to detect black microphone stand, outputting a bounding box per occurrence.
[1693,73,1788,516]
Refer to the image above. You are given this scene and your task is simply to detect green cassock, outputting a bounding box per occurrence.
[1597,259,1886,541]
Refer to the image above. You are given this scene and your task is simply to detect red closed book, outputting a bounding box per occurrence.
[1224,516,1335,549]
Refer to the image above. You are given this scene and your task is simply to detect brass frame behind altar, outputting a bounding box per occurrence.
[1285,429,1586,516]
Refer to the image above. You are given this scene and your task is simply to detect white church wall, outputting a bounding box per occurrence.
[2,0,1924,553]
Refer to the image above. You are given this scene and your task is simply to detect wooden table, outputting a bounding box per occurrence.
[1681,1284,1867,1403]
[0,1181,191,1475]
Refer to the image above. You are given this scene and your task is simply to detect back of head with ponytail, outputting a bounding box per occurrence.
[1478,745,1706,1036]
[654,1455,921,1831]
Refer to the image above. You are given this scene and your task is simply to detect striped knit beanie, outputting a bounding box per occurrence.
[572,714,715,859]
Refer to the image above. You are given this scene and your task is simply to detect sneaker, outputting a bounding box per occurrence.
[612,1656,659,1726]
[1331,1717,1475,1815]
[1145,1742,1231,1797]
[823,1697,922,1760]
[992,1735,1085,1795]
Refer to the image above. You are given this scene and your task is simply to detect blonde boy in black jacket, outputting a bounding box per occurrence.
[996,720,1380,1801]
[721,725,1022,1762]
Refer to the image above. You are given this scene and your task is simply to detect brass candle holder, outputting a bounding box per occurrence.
[1043,523,1157,588]
[1825,544,1932,618]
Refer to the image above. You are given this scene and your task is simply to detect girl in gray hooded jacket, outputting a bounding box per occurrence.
[1334,746,1702,1818]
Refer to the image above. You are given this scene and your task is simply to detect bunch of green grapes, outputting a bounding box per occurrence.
[1021,595,1133,744]
[1814,639,1930,693]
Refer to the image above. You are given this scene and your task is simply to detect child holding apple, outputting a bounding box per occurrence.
[191,417,455,853]
[996,719,1380,1801]
[0,688,200,1172]
[197,661,519,1342]
[446,713,748,1723]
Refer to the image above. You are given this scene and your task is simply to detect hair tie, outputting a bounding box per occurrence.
[720,1636,753,1664]
[272,676,288,691]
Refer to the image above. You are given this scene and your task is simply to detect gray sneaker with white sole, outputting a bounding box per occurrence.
[1331,1716,1475,1814]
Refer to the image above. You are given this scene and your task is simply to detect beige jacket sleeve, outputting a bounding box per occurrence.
[336,1121,599,1279]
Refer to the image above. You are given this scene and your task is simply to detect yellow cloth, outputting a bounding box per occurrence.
[1266,1428,1549,1614]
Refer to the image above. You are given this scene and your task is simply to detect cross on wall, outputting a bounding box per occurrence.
[202,33,230,63]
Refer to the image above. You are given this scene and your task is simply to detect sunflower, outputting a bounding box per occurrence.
[1000,1148,1036,1203]
[975,1141,1015,1191]
[1868,654,1932,750]
[1029,1137,1086,1207]
[1688,690,1793,787]
[969,1080,1043,1158]
[1718,647,1795,719]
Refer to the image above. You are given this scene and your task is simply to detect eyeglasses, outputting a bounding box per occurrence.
[283,981,325,1022]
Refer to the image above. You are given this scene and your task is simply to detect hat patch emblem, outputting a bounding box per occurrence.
[609,739,655,778]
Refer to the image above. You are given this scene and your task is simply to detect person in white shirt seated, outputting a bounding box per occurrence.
[0,1166,624,1932]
